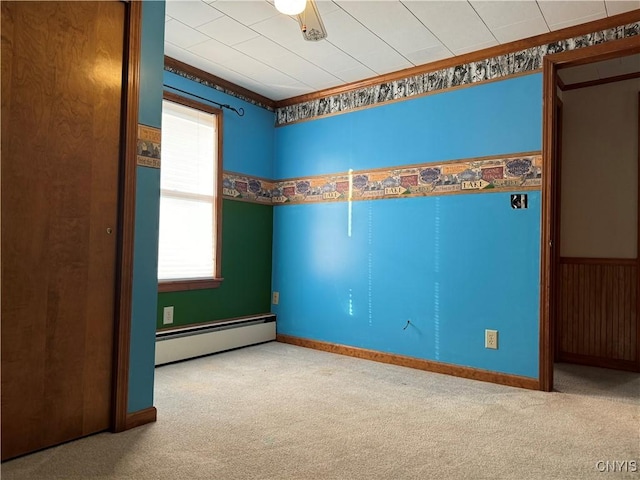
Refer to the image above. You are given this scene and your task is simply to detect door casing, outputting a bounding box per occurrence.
[540,36,640,391]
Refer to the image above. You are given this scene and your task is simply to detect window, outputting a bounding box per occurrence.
[157,92,223,292]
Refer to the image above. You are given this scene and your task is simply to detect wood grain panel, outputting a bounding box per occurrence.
[1,1,125,459]
[557,258,638,370]
[82,2,125,435]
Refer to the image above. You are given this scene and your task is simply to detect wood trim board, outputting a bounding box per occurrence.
[112,0,142,434]
[559,257,638,266]
[276,10,640,108]
[277,335,540,391]
[562,71,640,91]
[275,27,640,126]
[164,56,275,110]
[158,278,224,292]
[162,11,638,125]
[276,70,540,128]
[557,353,640,372]
[125,407,157,430]
[541,50,560,392]
[215,98,224,284]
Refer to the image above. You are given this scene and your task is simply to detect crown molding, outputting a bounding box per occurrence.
[275,9,640,108]
[164,56,276,111]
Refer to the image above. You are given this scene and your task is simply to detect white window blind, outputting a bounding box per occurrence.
[158,99,217,281]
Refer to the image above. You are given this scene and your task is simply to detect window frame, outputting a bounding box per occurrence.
[157,91,224,293]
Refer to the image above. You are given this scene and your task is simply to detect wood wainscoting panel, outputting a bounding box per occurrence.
[557,258,638,371]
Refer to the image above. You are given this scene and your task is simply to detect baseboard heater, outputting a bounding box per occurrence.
[155,314,276,366]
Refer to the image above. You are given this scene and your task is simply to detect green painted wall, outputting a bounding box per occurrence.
[157,199,273,329]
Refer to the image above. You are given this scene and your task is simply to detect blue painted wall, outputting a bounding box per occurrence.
[275,74,542,179]
[163,71,275,178]
[273,74,543,378]
[128,0,165,413]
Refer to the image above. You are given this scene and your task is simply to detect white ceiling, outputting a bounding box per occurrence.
[165,0,640,101]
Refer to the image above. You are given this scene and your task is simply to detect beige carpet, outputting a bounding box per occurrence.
[2,342,639,480]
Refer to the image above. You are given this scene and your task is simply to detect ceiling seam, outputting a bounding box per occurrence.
[203,0,348,92]
[467,0,500,45]
[248,1,375,85]
[398,0,455,58]
[328,1,416,72]
[206,0,385,88]
[185,7,317,95]
[274,16,638,120]
[166,15,277,93]
[535,1,551,32]
[170,0,639,102]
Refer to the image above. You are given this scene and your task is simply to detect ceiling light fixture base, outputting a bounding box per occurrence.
[296,0,327,42]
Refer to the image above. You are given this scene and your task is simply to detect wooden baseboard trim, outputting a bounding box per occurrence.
[557,353,640,372]
[277,334,540,390]
[125,406,157,430]
[559,256,637,266]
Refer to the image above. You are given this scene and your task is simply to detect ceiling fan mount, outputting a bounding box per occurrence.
[274,0,327,42]
[297,0,327,42]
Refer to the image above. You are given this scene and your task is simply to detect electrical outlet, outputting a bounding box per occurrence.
[163,306,174,325]
[485,329,498,349]
[272,291,279,305]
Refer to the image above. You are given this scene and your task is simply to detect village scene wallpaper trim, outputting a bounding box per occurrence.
[136,125,161,169]
[275,21,639,126]
[222,152,543,206]
[164,66,276,112]
[163,20,638,126]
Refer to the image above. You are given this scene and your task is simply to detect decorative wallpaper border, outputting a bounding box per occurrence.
[137,125,161,168]
[223,173,276,204]
[165,66,275,112]
[222,152,542,206]
[275,21,639,126]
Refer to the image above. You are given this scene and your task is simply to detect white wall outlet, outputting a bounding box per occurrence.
[485,329,498,349]
[272,291,279,305]
[163,306,174,325]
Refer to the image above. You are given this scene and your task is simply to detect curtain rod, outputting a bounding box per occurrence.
[163,84,245,117]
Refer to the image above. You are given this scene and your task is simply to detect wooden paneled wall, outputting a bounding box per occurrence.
[556,258,638,371]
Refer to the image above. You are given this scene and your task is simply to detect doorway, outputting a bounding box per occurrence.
[540,37,640,391]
